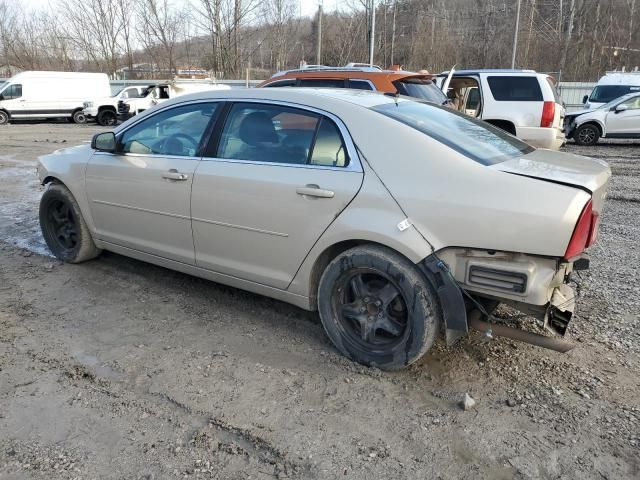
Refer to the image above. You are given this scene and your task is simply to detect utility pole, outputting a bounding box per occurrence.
[369,0,376,66]
[390,1,396,66]
[511,0,522,68]
[316,4,322,65]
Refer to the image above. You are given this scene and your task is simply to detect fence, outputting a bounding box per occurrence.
[1,77,596,111]
[557,82,596,111]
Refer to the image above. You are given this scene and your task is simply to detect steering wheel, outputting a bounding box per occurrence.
[161,133,198,156]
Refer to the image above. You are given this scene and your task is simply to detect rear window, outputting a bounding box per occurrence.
[590,85,640,103]
[393,78,447,104]
[487,76,543,101]
[372,100,533,166]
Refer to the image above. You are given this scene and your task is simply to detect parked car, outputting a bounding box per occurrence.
[37,88,610,370]
[83,85,150,126]
[258,63,449,105]
[565,92,640,145]
[118,81,231,120]
[582,71,640,109]
[0,71,110,125]
[435,69,565,149]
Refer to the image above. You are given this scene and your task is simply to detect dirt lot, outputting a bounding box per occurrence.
[0,122,638,479]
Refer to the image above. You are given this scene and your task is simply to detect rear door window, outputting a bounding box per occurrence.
[348,80,375,90]
[310,118,348,167]
[217,103,319,164]
[487,76,543,101]
[298,79,347,88]
[216,103,350,167]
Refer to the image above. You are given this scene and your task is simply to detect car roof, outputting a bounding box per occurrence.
[114,87,403,132]
[264,68,432,82]
[438,69,538,76]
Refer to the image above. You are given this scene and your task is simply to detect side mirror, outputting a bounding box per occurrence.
[91,132,117,152]
[582,95,588,104]
[614,104,628,113]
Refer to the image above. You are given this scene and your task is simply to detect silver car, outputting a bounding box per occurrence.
[37,88,610,370]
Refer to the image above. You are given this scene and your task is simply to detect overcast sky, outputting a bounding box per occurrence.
[21,0,336,18]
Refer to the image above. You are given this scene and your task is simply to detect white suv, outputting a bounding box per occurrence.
[565,92,640,145]
[436,69,565,149]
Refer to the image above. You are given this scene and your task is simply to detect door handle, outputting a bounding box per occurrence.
[296,185,335,198]
[162,169,189,181]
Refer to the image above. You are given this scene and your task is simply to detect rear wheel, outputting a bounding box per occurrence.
[72,110,87,124]
[574,123,600,146]
[0,110,9,125]
[39,183,101,263]
[97,109,117,126]
[318,245,441,370]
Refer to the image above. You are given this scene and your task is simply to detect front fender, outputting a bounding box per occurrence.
[38,145,98,237]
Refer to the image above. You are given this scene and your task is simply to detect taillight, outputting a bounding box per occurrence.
[587,211,600,247]
[564,199,599,260]
[541,101,555,128]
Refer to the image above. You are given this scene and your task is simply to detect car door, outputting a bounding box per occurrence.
[606,96,640,135]
[0,83,25,116]
[85,101,220,264]
[191,101,363,290]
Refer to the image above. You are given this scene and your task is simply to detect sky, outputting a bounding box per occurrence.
[21,0,335,18]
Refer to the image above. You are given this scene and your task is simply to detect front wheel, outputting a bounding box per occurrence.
[317,245,441,370]
[97,109,117,126]
[574,124,600,146]
[0,110,9,125]
[39,183,101,263]
[72,110,87,124]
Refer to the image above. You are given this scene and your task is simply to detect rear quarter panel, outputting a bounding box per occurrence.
[336,108,589,258]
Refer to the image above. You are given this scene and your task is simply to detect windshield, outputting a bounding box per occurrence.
[599,93,639,110]
[372,100,534,166]
[393,78,448,104]
[590,85,640,103]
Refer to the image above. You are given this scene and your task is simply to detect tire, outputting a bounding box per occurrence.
[317,245,441,370]
[39,183,101,263]
[72,110,87,124]
[97,109,117,127]
[0,110,8,125]
[574,123,600,146]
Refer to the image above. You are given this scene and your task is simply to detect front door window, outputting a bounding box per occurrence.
[119,102,218,157]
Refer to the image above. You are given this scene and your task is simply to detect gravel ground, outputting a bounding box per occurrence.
[0,123,638,479]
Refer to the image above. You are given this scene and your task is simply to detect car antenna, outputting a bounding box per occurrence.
[383,91,400,106]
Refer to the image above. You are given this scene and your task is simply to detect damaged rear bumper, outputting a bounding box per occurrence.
[420,248,581,351]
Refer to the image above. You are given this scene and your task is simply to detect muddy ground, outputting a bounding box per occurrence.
[0,122,638,479]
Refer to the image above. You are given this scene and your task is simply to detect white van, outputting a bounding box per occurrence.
[0,71,110,125]
[583,71,640,109]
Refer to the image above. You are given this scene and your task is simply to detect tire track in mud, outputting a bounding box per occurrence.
[0,318,312,478]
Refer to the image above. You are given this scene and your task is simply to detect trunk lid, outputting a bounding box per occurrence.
[490,149,611,212]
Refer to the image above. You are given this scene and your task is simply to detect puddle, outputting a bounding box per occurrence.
[0,161,53,257]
